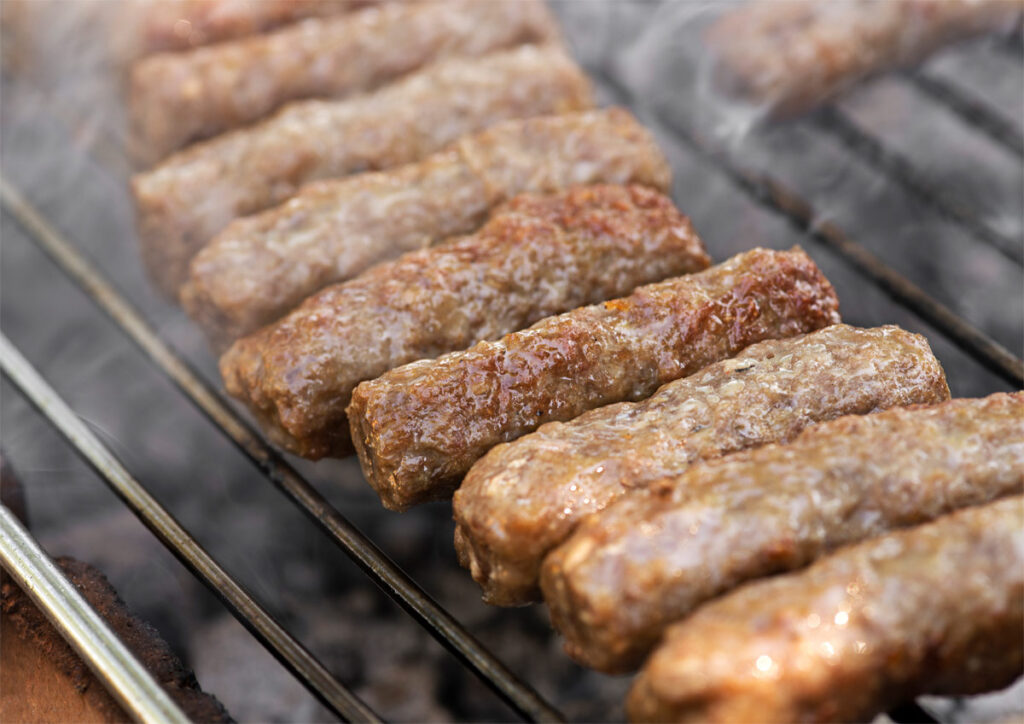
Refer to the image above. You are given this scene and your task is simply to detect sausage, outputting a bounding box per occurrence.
[627,495,1024,723]
[134,45,593,299]
[349,247,841,512]
[181,108,672,342]
[454,324,950,607]
[541,392,1024,673]
[706,0,1024,117]
[129,0,560,164]
[221,185,711,459]
[138,0,372,55]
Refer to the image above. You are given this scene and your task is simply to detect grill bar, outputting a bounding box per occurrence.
[0,503,190,724]
[676,118,1024,387]
[0,177,565,724]
[811,106,1023,266]
[598,71,1024,388]
[905,70,1024,158]
[0,331,381,724]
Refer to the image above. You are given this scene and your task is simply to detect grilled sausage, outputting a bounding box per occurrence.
[349,247,841,512]
[542,392,1024,673]
[129,0,560,164]
[181,108,671,343]
[707,0,1024,117]
[134,45,593,299]
[454,324,950,606]
[3,0,368,75]
[627,495,1024,723]
[221,185,711,459]
[138,0,371,55]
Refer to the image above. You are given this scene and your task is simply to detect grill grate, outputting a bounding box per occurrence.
[1,4,1021,722]
[905,70,1024,159]
[0,180,561,722]
[0,318,382,722]
[811,105,1023,265]
[596,70,1023,389]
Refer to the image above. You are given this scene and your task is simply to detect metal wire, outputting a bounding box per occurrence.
[597,71,1024,389]
[682,123,1024,387]
[905,71,1024,158]
[0,177,565,724]
[0,504,190,724]
[0,331,381,724]
[811,106,1023,266]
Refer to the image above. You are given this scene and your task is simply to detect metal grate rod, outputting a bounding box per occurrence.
[0,332,381,724]
[905,70,1024,158]
[0,504,190,724]
[811,106,1023,266]
[672,116,1024,388]
[594,70,1023,389]
[0,177,565,724]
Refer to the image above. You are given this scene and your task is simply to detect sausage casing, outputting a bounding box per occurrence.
[542,392,1024,673]
[134,44,593,299]
[221,185,710,459]
[454,324,950,606]
[707,0,1024,117]
[627,495,1024,723]
[138,0,370,55]
[130,0,560,164]
[349,247,841,511]
[181,108,671,343]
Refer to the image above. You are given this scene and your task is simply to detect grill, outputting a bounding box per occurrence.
[1,2,1021,722]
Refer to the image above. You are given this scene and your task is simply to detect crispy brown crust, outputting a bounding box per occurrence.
[133,44,593,300]
[453,324,950,606]
[1,558,232,723]
[707,0,1023,117]
[222,185,710,459]
[542,392,1024,674]
[129,0,561,165]
[138,0,372,55]
[182,108,672,342]
[627,496,1024,723]
[349,247,841,512]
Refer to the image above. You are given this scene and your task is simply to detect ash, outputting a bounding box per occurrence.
[1,1,1021,721]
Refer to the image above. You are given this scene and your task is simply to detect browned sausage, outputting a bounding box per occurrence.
[129,0,560,164]
[138,0,373,55]
[454,324,950,606]
[542,392,1024,673]
[221,185,710,459]
[627,495,1024,723]
[180,108,671,343]
[133,45,593,299]
[349,247,841,512]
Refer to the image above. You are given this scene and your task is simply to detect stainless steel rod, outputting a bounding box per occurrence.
[0,504,189,724]
[0,331,380,724]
